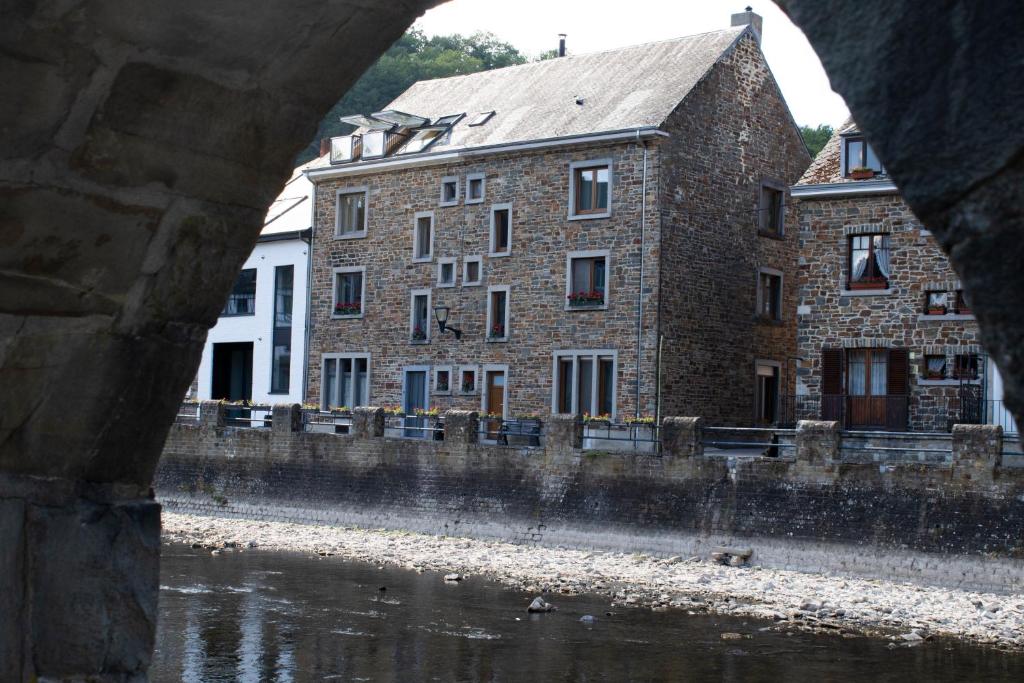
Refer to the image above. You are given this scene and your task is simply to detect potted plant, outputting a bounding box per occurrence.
[567,290,605,307]
[334,301,361,316]
[849,166,875,180]
[925,369,945,380]
[411,325,427,341]
[461,378,475,393]
[488,324,505,339]
[926,304,948,316]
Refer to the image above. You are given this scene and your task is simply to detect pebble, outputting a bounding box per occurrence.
[161,511,1024,651]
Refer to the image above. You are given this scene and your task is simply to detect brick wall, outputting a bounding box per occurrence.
[156,404,1024,592]
[795,192,984,430]
[657,33,810,423]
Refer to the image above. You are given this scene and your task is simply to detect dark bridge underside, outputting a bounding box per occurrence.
[1,0,1023,679]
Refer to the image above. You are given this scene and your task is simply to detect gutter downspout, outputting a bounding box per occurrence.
[301,187,316,406]
[635,132,648,420]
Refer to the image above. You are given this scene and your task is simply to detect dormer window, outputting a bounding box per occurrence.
[362,130,386,158]
[330,135,360,164]
[468,111,495,126]
[400,127,445,155]
[843,135,884,177]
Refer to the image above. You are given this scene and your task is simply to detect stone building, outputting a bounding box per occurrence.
[304,11,809,428]
[792,121,1017,432]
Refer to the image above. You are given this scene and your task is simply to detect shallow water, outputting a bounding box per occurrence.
[152,544,1024,682]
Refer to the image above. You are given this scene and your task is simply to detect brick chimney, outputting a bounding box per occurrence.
[730,6,763,45]
[319,137,331,157]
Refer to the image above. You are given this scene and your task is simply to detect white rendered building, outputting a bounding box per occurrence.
[193,166,311,405]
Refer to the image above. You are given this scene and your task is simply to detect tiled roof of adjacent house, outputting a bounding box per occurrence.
[262,163,313,237]
[309,26,748,168]
[797,118,860,185]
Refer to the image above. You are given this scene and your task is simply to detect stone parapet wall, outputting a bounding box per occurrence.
[156,404,1024,592]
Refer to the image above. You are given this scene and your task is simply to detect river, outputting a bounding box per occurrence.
[152,543,1024,681]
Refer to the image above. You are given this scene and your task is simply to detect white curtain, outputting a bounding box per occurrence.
[852,251,869,281]
[874,235,891,278]
[848,353,866,396]
[927,356,946,374]
[871,351,888,396]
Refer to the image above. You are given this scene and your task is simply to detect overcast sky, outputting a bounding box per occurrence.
[414,1,849,128]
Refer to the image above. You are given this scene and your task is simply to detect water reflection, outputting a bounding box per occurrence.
[153,544,1024,682]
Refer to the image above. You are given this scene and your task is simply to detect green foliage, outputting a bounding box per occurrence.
[297,29,528,163]
[800,124,834,158]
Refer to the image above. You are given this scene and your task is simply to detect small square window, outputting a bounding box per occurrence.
[440,176,459,206]
[923,354,946,380]
[437,258,456,288]
[333,268,364,317]
[925,291,948,315]
[843,135,884,177]
[573,165,610,215]
[489,205,511,256]
[757,270,782,321]
[222,269,256,316]
[566,252,608,309]
[463,256,483,287]
[434,367,452,395]
[466,173,485,204]
[459,367,478,394]
[410,290,430,342]
[953,354,979,380]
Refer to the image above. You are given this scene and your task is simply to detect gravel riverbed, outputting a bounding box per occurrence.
[162,511,1024,650]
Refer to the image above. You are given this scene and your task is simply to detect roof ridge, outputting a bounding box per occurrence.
[402,26,744,90]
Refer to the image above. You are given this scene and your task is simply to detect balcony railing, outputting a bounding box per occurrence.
[479,417,544,447]
[777,394,1017,434]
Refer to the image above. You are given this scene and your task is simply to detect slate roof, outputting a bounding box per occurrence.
[796,118,862,185]
[310,26,749,168]
[262,163,313,237]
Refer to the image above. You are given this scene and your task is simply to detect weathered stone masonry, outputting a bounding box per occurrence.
[157,403,1024,593]
[307,32,810,425]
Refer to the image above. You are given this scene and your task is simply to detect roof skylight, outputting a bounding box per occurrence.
[371,109,429,128]
[399,127,446,155]
[468,111,495,126]
[433,113,465,127]
[338,114,393,130]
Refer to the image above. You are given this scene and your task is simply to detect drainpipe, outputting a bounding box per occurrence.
[301,183,316,406]
[635,132,648,420]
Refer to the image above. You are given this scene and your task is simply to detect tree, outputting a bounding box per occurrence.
[297,30,528,163]
[800,124,834,158]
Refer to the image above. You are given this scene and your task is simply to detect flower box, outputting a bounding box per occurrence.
[926,306,947,316]
[488,325,506,339]
[334,302,361,316]
[849,167,875,180]
[567,290,605,308]
[411,326,427,341]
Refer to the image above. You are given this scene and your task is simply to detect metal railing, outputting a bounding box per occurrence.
[302,408,353,434]
[223,404,272,428]
[777,394,1018,434]
[580,420,660,453]
[700,426,796,458]
[479,417,544,447]
[383,414,444,440]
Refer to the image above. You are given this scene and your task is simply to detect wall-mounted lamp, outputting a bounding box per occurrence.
[433,305,462,340]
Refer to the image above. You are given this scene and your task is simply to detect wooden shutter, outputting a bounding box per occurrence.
[886,348,909,430]
[821,348,844,421]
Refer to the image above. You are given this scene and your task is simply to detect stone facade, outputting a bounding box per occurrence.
[306,31,809,426]
[794,190,989,431]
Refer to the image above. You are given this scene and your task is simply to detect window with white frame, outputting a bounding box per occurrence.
[466,173,485,204]
[332,266,365,318]
[321,353,370,410]
[463,255,483,287]
[566,250,609,309]
[489,204,511,256]
[486,285,510,341]
[458,366,478,394]
[410,289,431,342]
[412,212,433,262]
[433,366,452,394]
[437,257,456,288]
[568,159,612,219]
[552,350,616,418]
[756,268,782,321]
[335,188,368,238]
[439,176,459,207]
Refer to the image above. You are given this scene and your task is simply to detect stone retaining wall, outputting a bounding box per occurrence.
[156,402,1024,592]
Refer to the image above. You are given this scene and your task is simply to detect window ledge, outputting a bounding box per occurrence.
[462,281,482,288]
[331,313,364,320]
[334,231,367,241]
[411,256,433,264]
[840,288,893,297]
[565,303,608,312]
[757,230,785,240]
[438,201,459,208]
[437,282,456,289]
[410,339,430,345]
[266,391,290,396]
[486,337,509,343]
[917,378,980,386]
[755,316,785,326]
[219,312,256,318]
[488,251,511,258]
[433,390,452,396]
[568,211,611,221]
[466,197,485,205]
[917,314,975,322]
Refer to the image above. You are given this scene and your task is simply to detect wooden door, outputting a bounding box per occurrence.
[847,349,887,428]
[484,370,505,438]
